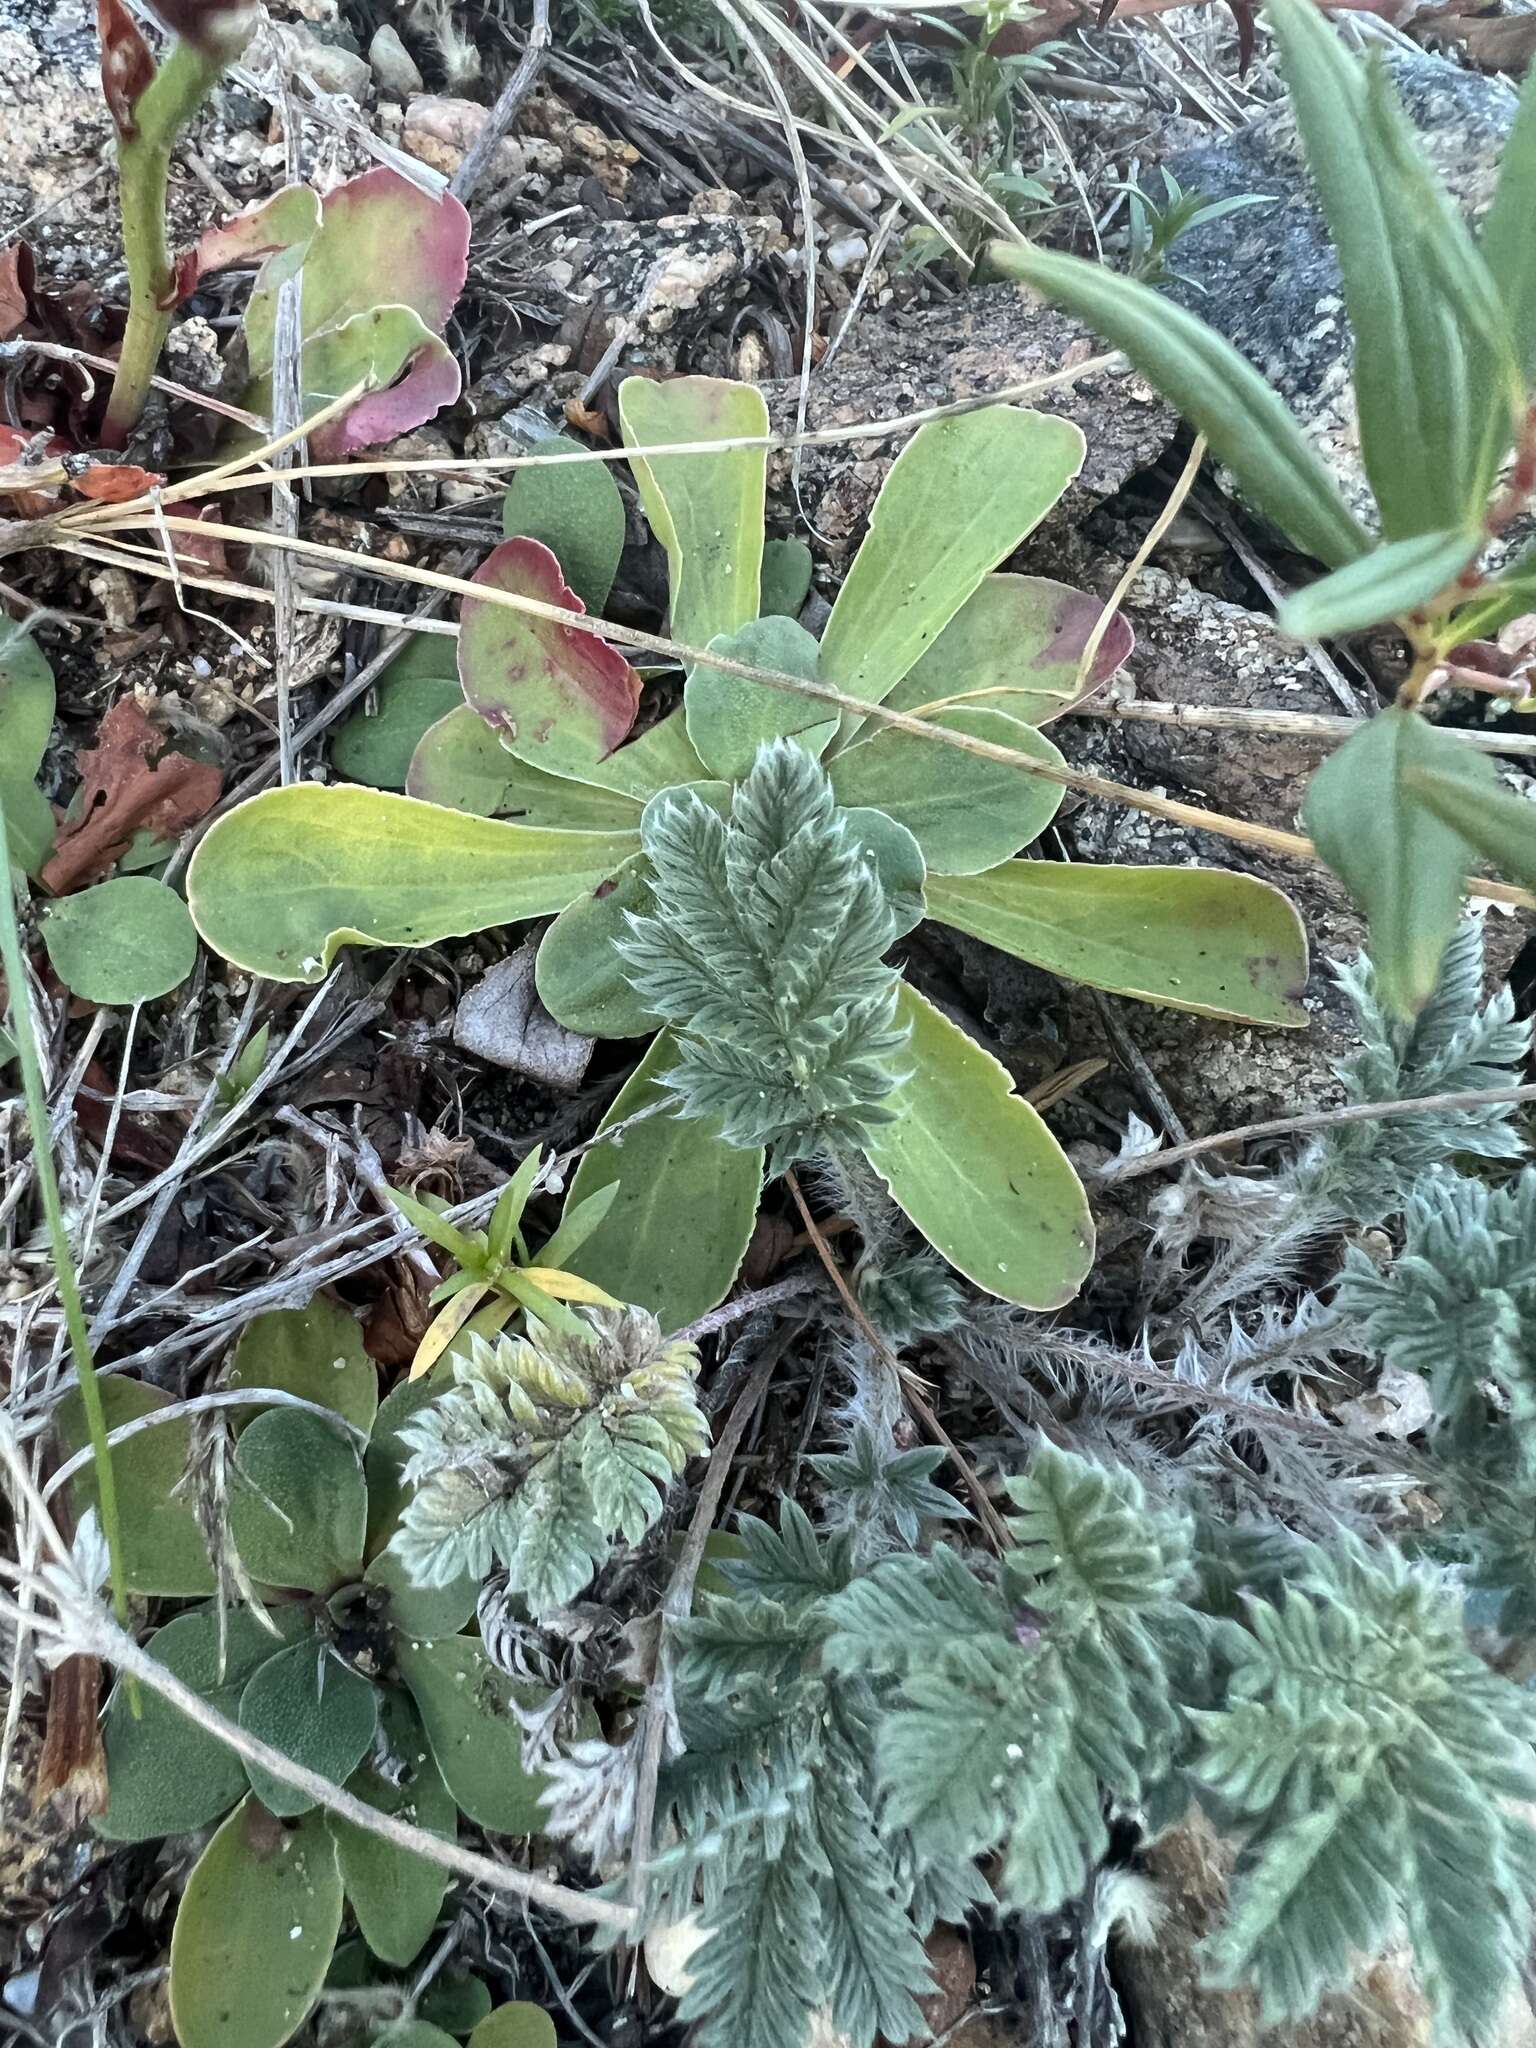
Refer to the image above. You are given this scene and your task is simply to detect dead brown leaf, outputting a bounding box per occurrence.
[41,697,223,894]
[0,245,31,342]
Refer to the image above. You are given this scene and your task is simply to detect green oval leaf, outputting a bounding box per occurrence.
[332,640,463,789]
[1300,706,1489,1019]
[170,1800,343,2048]
[42,876,197,1004]
[459,538,642,782]
[926,862,1310,1025]
[0,613,53,879]
[828,709,1064,875]
[97,1605,303,1842]
[187,784,640,983]
[239,1638,380,1818]
[469,2006,558,2048]
[563,1030,763,1329]
[229,1407,368,1592]
[820,408,1086,736]
[886,572,1134,726]
[1278,527,1482,639]
[761,537,813,619]
[685,616,836,781]
[502,433,626,615]
[842,807,927,938]
[328,1690,454,1966]
[228,1296,378,1434]
[860,984,1093,1310]
[984,241,1368,570]
[394,1633,551,1836]
[406,707,644,828]
[419,1974,494,2037]
[535,855,660,1038]
[618,375,768,650]
[365,1540,478,1640]
[0,621,54,786]
[60,1377,214,1596]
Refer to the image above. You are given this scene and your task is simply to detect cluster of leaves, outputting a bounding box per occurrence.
[392,1306,708,1612]
[188,371,1313,1335]
[386,1139,623,1380]
[990,0,1536,1022]
[65,1296,557,2048]
[594,1441,1536,2048]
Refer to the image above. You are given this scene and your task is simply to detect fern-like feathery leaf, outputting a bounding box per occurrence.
[392,1305,705,1611]
[1194,1535,1536,2041]
[1339,1166,1536,1457]
[618,739,911,1168]
[1311,920,1531,1220]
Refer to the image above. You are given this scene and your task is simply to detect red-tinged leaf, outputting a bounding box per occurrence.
[41,698,223,895]
[0,245,32,342]
[459,538,642,781]
[243,168,469,377]
[310,321,461,460]
[97,0,156,139]
[176,185,320,305]
[71,463,165,503]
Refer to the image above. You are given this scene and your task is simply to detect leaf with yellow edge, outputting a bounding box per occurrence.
[619,375,767,651]
[187,785,639,983]
[860,986,1093,1310]
[515,1266,623,1306]
[409,1282,493,1382]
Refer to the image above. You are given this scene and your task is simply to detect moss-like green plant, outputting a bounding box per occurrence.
[187,375,1311,1326]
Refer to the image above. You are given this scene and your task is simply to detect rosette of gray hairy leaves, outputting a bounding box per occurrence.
[618,739,912,1173]
[391,1306,708,1615]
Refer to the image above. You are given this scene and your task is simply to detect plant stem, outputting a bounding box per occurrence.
[100,38,225,450]
[0,803,132,1634]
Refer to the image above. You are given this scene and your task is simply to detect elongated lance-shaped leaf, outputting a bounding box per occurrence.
[1481,56,1536,385]
[861,985,1093,1309]
[459,538,642,784]
[1266,0,1517,537]
[564,1031,764,1329]
[1278,527,1482,639]
[1406,755,1536,893]
[619,375,768,650]
[1302,707,1497,1019]
[926,862,1309,1025]
[820,407,1085,742]
[985,241,1368,568]
[187,784,640,982]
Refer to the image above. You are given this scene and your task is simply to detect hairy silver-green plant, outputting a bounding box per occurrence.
[617,739,911,1171]
[392,1306,707,1614]
[1339,1167,1536,1462]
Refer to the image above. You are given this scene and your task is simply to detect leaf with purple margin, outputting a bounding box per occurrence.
[243,167,468,375]
[884,574,1134,726]
[459,538,643,784]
